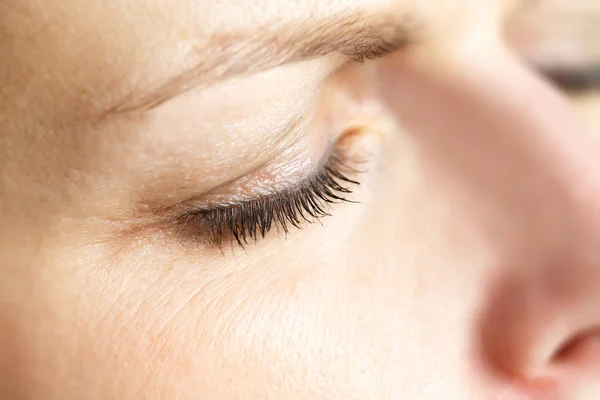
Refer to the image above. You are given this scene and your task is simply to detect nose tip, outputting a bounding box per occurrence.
[476,174,600,397]
[480,256,600,369]
[475,163,600,395]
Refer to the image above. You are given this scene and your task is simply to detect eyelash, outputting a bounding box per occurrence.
[174,150,361,248]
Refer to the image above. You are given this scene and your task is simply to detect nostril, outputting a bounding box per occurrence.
[553,329,600,370]
[527,330,600,400]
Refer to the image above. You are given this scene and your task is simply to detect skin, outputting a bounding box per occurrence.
[1,0,599,399]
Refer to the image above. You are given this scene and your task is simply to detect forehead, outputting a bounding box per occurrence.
[0,1,360,111]
[0,0,517,60]
[0,0,531,62]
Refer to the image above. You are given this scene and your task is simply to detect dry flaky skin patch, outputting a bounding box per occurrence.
[507,0,600,139]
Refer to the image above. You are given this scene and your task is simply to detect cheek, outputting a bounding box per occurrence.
[1,241,392,399]
[4,225,470,400]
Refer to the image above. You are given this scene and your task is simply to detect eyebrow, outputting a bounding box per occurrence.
[107,11,419,115]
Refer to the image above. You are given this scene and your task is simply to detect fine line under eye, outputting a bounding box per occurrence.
[174,151,361,249]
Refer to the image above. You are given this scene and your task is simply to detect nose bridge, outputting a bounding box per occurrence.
[477,49,600,252]
[376,44,600,386]
[377,44,600,248]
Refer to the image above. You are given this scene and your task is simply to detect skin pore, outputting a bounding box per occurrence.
[1,0,600,399]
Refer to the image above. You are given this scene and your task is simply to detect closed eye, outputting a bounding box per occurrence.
[540,65,600,92]
[171,146,363,249]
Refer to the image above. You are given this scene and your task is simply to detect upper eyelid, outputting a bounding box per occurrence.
[163,139,334,216]
[123,67,333,215]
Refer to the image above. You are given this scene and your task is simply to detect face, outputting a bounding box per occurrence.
[1,0,600,399]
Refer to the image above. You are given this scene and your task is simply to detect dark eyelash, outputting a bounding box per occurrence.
[175,152,361,248]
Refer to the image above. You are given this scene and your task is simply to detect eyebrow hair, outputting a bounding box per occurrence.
[107,11,419,115]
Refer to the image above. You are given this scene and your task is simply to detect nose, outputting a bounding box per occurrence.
[375,42,600,397]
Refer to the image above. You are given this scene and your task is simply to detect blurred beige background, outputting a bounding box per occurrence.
[507,0,600,136]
